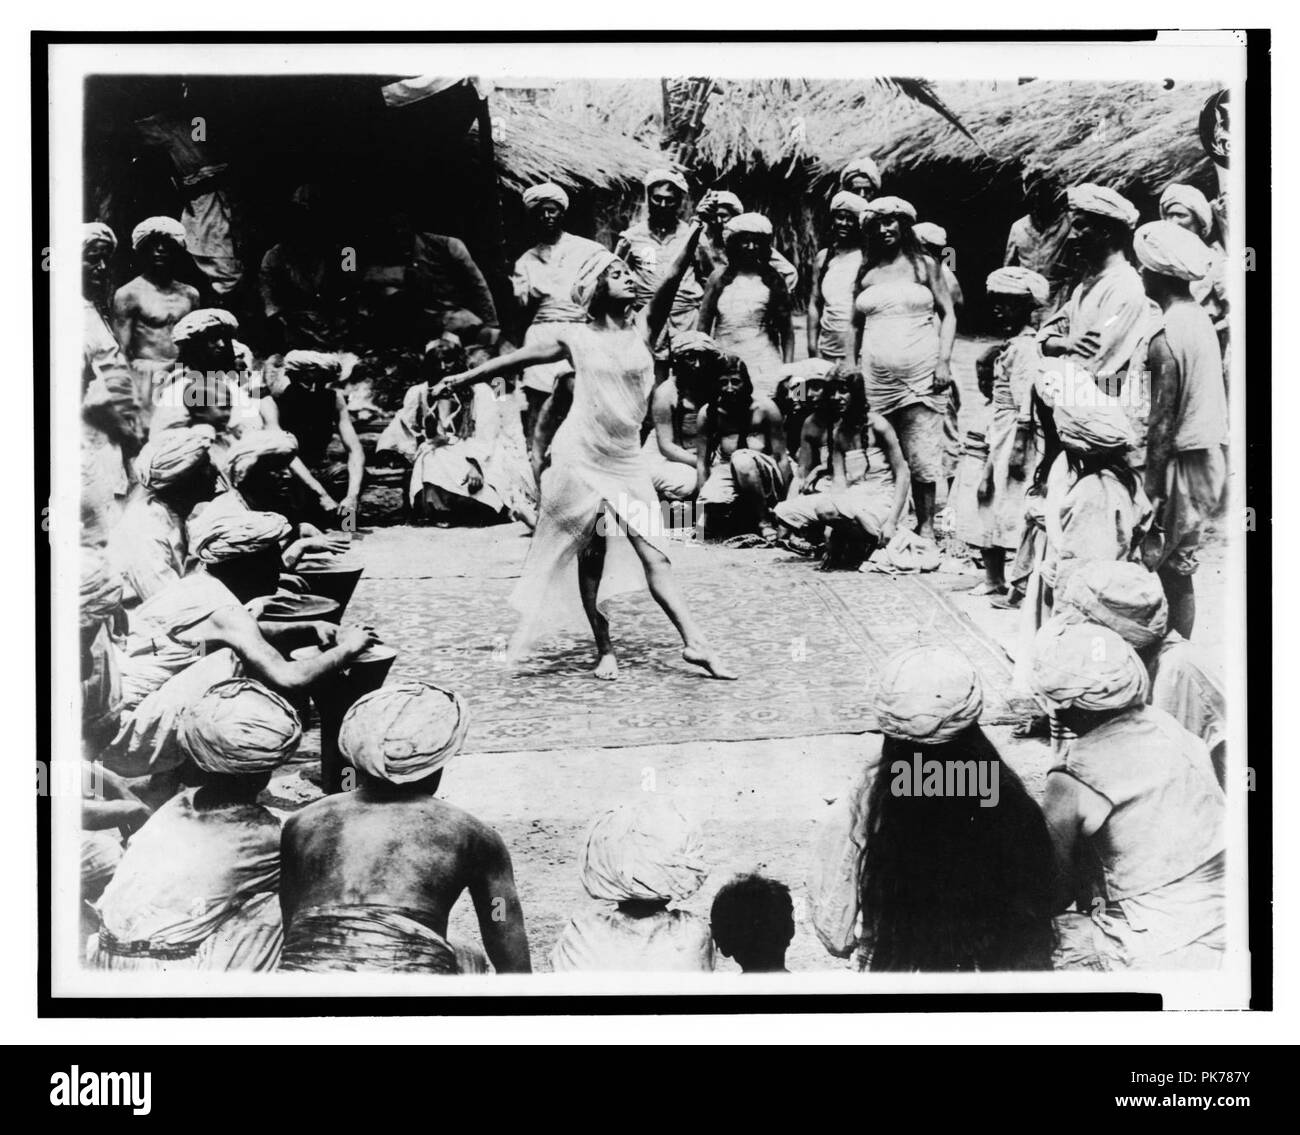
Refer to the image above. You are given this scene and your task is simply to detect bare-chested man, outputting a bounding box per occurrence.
[112,216,199,416]
[695,356,790,542]
[279,683,531,974]
[642,331,726,503]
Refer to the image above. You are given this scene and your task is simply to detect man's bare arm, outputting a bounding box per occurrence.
[468,827,532,973]
[1144,331,1179,503]
[110,286,137,353]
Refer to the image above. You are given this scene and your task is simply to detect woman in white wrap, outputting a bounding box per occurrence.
[434,223,734,681]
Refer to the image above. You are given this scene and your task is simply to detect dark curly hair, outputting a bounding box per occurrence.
[710,873,795,969]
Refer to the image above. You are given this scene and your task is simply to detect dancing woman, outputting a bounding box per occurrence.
[433,221,735,681]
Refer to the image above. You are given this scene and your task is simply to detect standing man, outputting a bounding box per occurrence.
[1159,183,1229,367]
[112,216,199,420]
[82,222,143,549]
[1134,221,1227,639]
[279,683,532,974]
[839,153,882,199]
[510,182,607,447]
[1038,185,1155,428]
[262,350,366,531]
[1005,164,1074,316]
[615,168,707,377]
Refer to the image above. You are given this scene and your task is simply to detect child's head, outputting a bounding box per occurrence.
[710,873,795,973]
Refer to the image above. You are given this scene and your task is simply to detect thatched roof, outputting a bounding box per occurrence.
[871,79,1221,196]
[486,95,668,195]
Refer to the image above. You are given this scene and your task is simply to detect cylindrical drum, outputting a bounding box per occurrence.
[290,643,398,794]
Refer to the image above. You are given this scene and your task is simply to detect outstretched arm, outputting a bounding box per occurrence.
[645,222,705,345]
[434,338,569,398]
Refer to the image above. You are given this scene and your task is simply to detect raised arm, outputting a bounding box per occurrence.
[645,222,705,346]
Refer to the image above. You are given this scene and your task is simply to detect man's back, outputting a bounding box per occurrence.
[281,789,495,933]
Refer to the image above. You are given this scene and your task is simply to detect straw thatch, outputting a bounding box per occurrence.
[872,79,1220,195]
[487,96,668,195]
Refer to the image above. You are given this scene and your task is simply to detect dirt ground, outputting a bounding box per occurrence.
[288,333,1231,974]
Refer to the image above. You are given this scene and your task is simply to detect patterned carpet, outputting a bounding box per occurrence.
[343,548,1034,754]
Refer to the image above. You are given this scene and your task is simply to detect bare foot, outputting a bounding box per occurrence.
[682,645,738,680]
[592,653,619,681]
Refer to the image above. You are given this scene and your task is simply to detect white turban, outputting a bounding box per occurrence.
[135,426,213,490]
[178,679,302,774]
[338,682,469,784]
[1133,220,1213,282]
[1159,183,1213,237]
[284,350,343,380]
[781,357,836,382]
[864,196,917,222]
[669,330,726,361]
[722,212,773,239]
[569,248,622,310]
[522,182,570,213]
[986,266,1050,306]
[1067,184,1140,228]
[131,215,188,251]
[913,221,948,248]
[1052,378,1136,452]
[644,167,689,195]
[82,222,118,252]
[1056,560,1169,651]
[225,430,299,487]
[1030,619,1150,713]
[189,493,291,563]
[709,190,743,213]
[829,190,870,216]
[172,307,239,345]
[580,796,707,904]
[872,646,984,745]
[840,154,882,192]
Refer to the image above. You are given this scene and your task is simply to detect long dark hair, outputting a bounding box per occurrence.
[1064,446,1140,499]
[698,232,791,347]
[704,355,754,468]
[828,366,871,463]
[860,727,1059,972]
[853,214,931,300]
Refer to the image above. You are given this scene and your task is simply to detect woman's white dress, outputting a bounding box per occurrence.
[510,317,669,651]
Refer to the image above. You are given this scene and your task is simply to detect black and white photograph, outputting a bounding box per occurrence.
[30,27,1276,1048]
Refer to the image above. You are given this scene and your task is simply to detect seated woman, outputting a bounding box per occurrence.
[808,646,1058,971]
[773,357,834,458]
[695,356,789,544]
[642,331,726,505]
[551,796,714,973]
[88,679,301,971]
[379,336,536,528]
[1031,620,1226,971]
[774,367,910,570]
